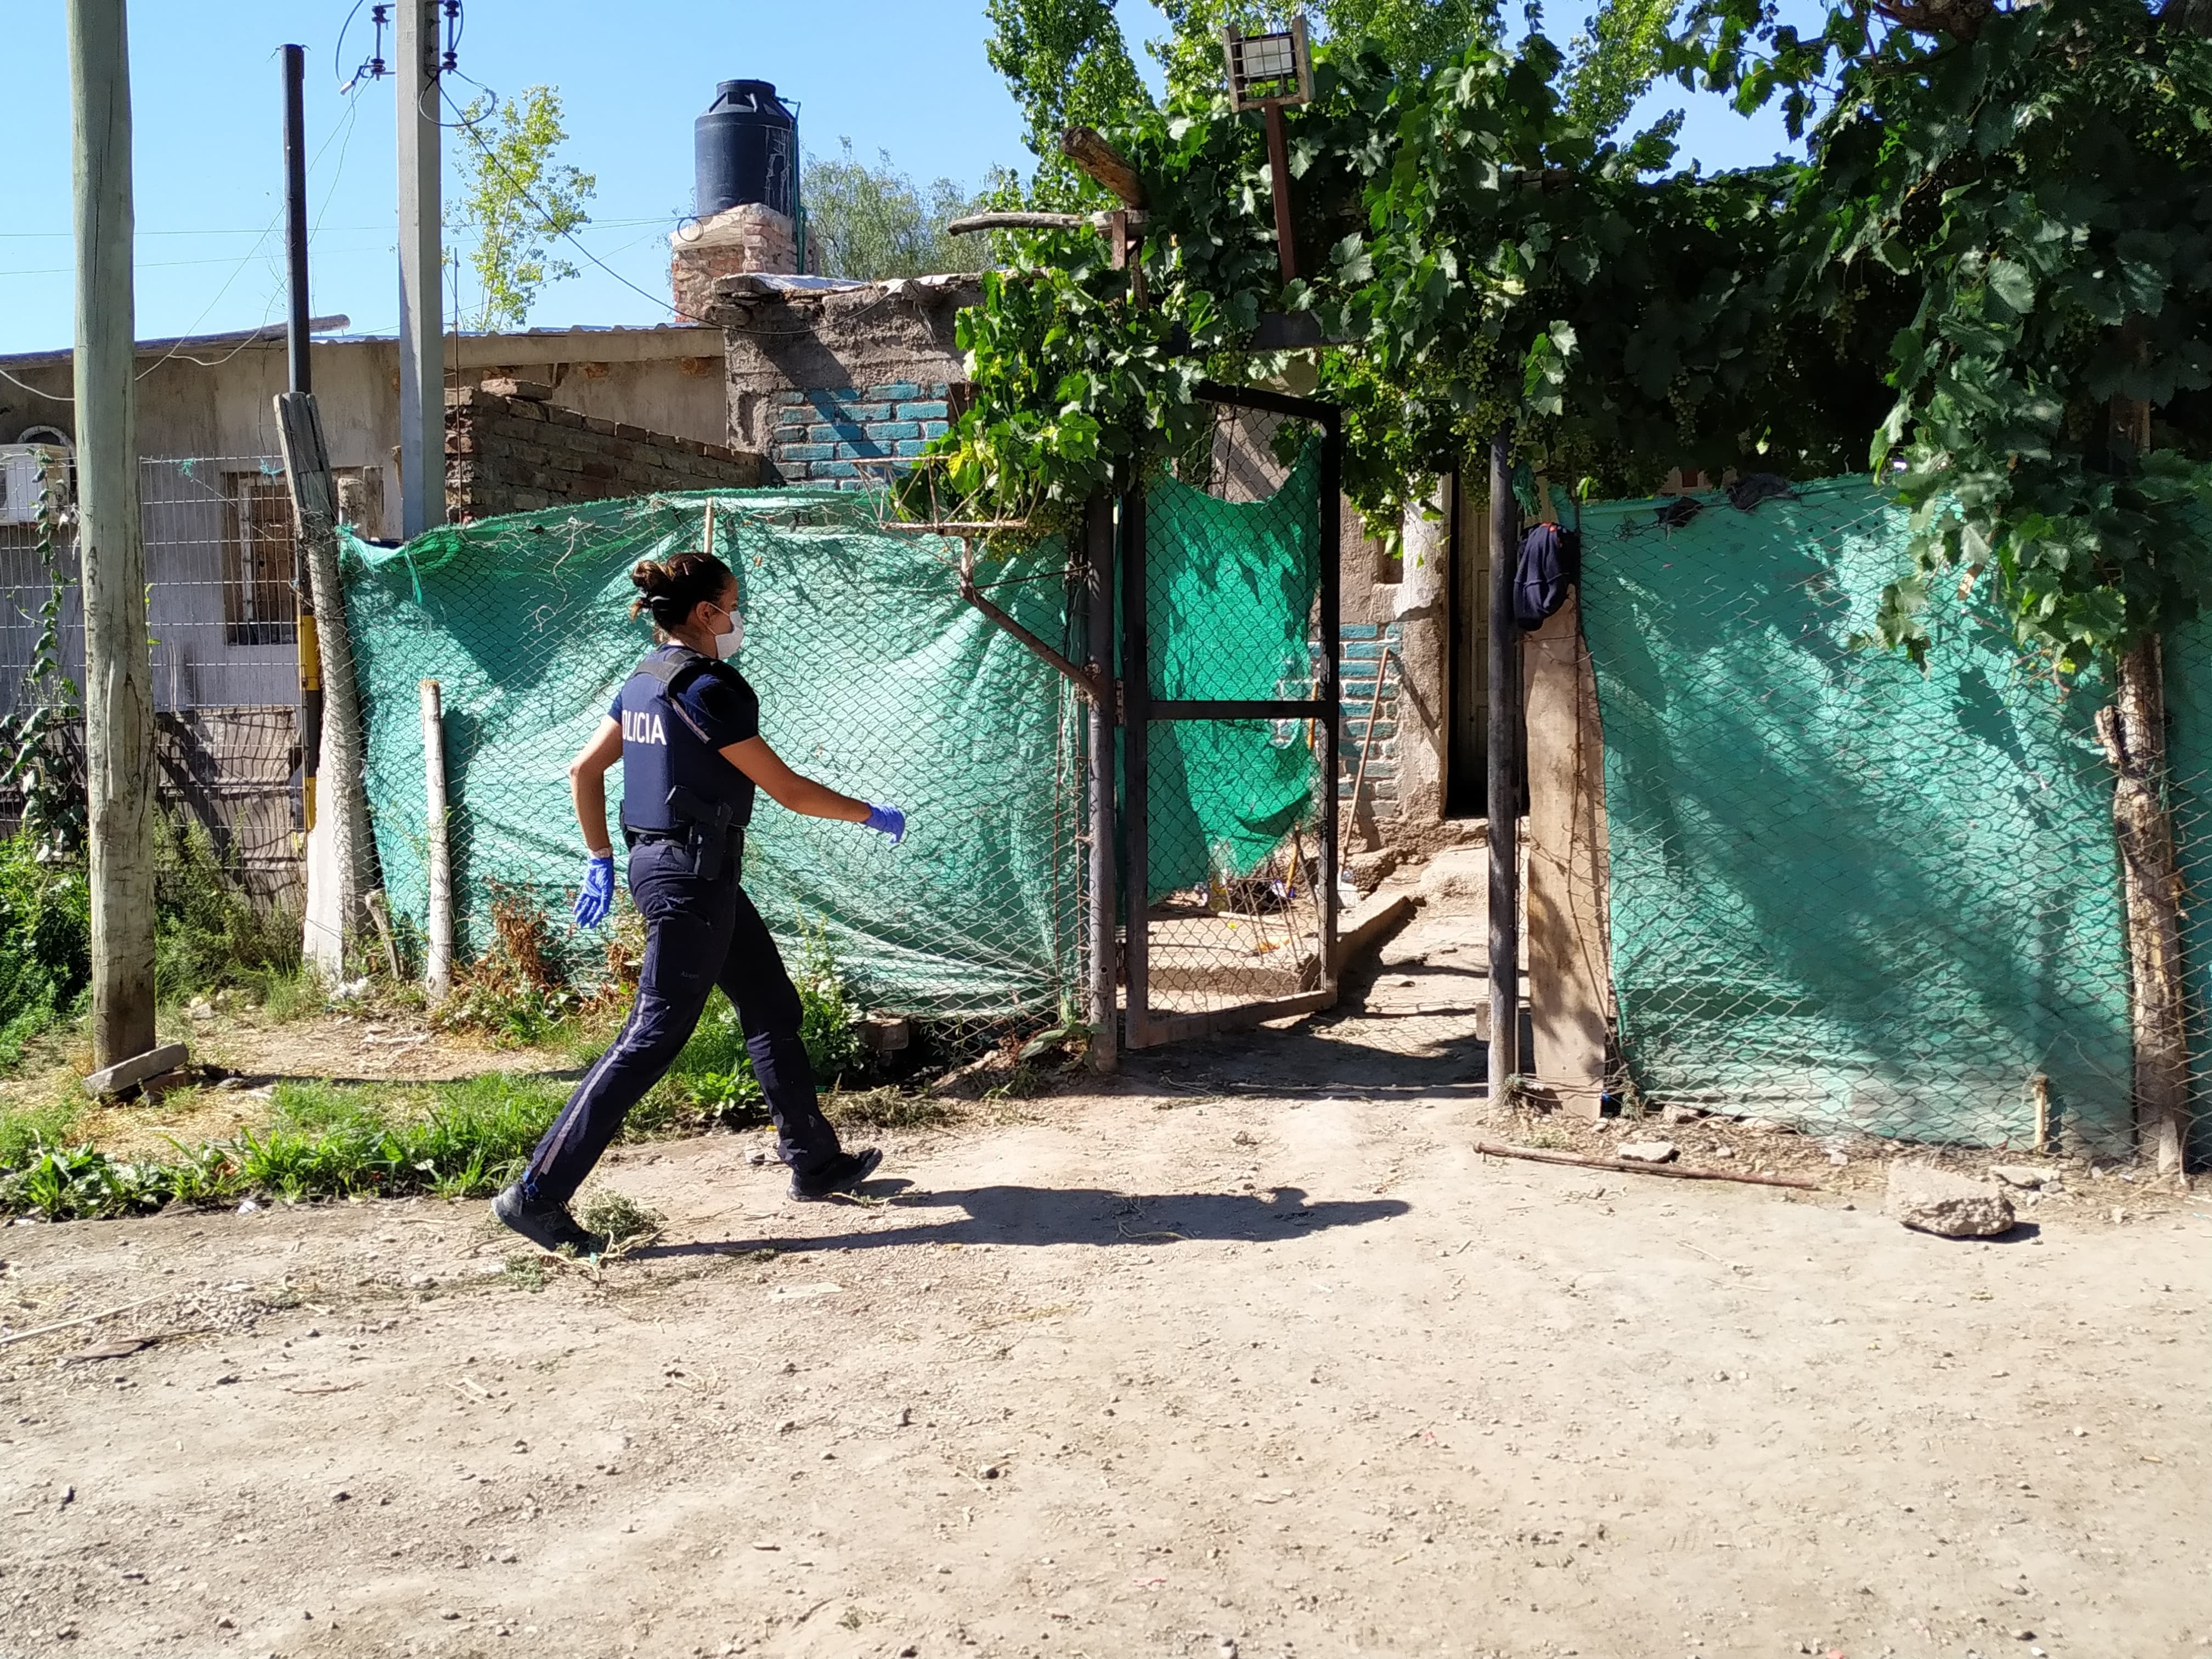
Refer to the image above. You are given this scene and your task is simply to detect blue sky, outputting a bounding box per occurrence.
[0,1,1798,358]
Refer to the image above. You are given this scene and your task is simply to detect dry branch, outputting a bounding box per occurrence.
[1470,1140,1821,1190]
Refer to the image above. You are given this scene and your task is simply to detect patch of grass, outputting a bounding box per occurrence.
[0,1095,82,1169]
[0,1071,568,1222]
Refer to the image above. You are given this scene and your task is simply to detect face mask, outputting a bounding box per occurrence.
[708,605,744,659]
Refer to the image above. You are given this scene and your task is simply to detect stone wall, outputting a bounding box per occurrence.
[770,381,956,487]
[444,381,762,523]
[714,273,979,469]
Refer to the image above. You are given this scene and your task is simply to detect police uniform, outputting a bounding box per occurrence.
[520,644,847,1204]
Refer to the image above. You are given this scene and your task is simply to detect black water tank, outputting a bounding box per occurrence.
[695,80,797,218]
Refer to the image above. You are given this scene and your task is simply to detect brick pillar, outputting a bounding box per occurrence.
[672,203,798,319]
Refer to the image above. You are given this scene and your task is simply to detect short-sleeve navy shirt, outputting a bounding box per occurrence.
[605,663,760,750]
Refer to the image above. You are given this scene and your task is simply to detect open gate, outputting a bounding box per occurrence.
[1117,382,1342,1049]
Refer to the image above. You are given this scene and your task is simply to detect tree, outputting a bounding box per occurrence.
[1562,0,1679,136]
[985,0,1156,203]
[452,84,597,331]
[803,142,992,280]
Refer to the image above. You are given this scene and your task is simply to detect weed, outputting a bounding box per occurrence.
[503,1252,548,1293]
[826,1087,956,1130]
[983,1063,1045,1103]
[437,889,583,1046]
[578,1189,663,1251]
[153,811,300,1004]
[838,1609,864,1632]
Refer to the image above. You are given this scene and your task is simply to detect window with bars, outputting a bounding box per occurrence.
[223,474,297,646]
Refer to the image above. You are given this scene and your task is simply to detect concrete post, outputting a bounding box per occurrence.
[396,0,443,538]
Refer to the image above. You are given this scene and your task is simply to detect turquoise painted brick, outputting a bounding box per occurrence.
[871,382,923,402]
[778,442,834,462]
[899,400,950,422]
[865,420,922,442]
[919,421,949,442]
[814,459,861,478]
[1341,640,1386,660]
[1339,623,1381,639]
[894,439,930,456]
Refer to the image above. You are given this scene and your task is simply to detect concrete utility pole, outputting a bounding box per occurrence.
[396,0,444,538]
[68,0,159,1072]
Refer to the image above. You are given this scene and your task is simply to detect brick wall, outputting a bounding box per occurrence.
[1338,620,1403,816]
[671,203,799,320]
[444,383,763,523]
[769,381,955,488]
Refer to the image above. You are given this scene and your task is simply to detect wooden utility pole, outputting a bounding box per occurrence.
[282,43,325,847]
[396,0,444,538]
[1487,433,1523,1102]
[69,0,158,1071]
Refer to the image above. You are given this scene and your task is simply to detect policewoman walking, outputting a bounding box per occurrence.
[493,549,905,1255]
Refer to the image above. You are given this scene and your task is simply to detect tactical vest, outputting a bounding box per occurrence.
[614,646,754,834]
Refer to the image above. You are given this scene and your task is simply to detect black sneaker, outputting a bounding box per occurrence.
[788,1147,883,1202]
[492,1183,606,1256]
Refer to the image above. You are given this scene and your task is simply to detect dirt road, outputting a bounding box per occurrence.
[4,1050,2208,1659]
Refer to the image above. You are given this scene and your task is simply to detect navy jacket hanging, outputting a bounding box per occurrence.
[1514,521,1579,630]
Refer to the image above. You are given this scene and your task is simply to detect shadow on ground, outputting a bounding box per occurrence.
[630,1183,1410,1259]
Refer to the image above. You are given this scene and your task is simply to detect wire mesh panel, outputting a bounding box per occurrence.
[2,459,304,909]
[1578,478,2134,1153]
[2154,615,2212,1167]
[1123,385,1340,1046]
[338,490,1085,1056]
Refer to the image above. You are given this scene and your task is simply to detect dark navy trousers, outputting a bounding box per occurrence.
[522,833,844,1205]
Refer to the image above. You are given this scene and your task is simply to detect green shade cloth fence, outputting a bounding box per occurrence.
[1578,478,2135,1152]
[340,490,1084,1026]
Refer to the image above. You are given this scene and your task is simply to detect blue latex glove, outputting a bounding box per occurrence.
[863,804,906,845]
[573,855,616,929]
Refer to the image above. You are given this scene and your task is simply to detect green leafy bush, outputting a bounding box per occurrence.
[153,811,300,1003]
[0,831,91,1069]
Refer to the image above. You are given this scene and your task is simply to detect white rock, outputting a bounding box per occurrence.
[1989,1165,2053,1189]
[1884,1165,2016,1238]
[1616,1140,1678,1164]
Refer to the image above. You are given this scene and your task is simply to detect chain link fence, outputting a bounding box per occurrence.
[1577,477,2141,1156]
[2,458,303,909]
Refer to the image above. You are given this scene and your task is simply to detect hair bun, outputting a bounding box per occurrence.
[628,549,733,627]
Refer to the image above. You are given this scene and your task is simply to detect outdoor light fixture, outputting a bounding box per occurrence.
[1222,16,1314,111]
[1223,16,1314,280]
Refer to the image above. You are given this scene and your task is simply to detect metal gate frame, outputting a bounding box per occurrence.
[1119,380,1342,1049]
